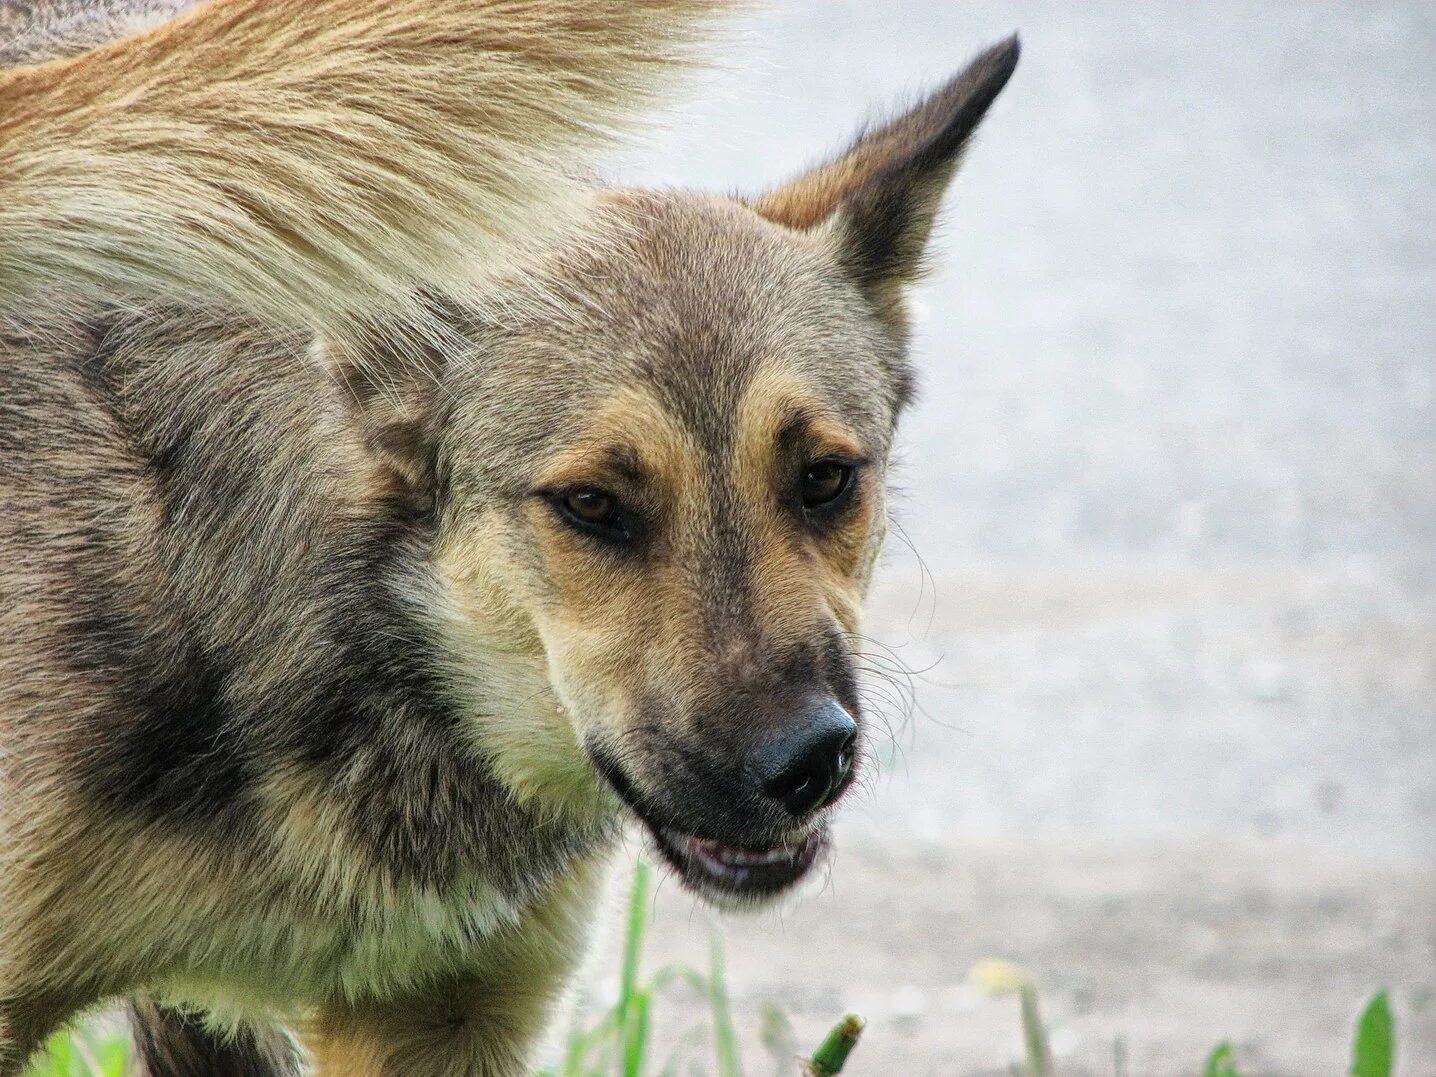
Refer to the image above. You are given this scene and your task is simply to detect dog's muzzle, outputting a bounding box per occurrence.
[589,696,860,904]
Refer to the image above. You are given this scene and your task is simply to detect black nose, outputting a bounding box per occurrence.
[752,698,858,817]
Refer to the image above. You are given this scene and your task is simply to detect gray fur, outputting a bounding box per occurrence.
[0,0,194,66]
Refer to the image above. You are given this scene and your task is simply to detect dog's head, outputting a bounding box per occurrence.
[362,39,1017,904]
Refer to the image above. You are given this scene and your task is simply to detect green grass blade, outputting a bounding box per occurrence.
[708,932,743,1077]
[1351,991,1394,1077]
[618,859,652,1076]
[759,1000,798,1077]
[556,1016,583,1077]
[92,1036,128,1077]
[1202,1042,1240,1077]
[623,988,652,1077]
[557,995,606,1077]
[1019,983,1054,1077]
[649,965,708,997]
[68,1035,111,1077]
[572,1012,620,1076]
[657,1022,712,1077]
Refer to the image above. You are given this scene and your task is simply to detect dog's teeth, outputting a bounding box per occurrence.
[712,844,790,867]
[666,829,815,876]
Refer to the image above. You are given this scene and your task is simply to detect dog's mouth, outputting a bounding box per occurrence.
[589,746,829,904]
[649,822,828,903]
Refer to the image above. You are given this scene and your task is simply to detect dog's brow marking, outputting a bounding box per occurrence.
[603,444,645,483]
[533,386,691,493]
[737,366,868,474]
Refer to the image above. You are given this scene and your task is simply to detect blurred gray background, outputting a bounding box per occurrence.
[595,3,1436,1074]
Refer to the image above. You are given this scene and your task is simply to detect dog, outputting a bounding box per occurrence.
[0,2,1018,1073]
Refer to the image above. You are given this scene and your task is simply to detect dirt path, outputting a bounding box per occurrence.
[579,839,1434,1076]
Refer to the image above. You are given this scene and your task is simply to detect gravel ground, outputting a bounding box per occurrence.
[589,3,1436,1073]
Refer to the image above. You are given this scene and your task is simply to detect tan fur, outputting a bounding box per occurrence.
[0,0,727,333]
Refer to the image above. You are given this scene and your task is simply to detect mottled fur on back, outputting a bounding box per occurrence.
[0,7,1017,1074]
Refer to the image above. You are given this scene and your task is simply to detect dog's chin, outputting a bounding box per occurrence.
[646,819,829,908]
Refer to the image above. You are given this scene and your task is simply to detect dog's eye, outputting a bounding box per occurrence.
[554,488,630,542]
[565,489,615,524]
[800,460,855,509]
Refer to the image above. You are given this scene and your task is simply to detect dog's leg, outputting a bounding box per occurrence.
[307,854,611,1077]
[308,984,545,1077]
[0,988,83,1077]
[128,1000,304,1077]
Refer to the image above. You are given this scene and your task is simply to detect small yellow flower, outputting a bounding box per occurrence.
[968,957,1029,996]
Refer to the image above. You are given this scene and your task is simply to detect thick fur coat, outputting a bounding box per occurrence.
[0,3,1017,1073]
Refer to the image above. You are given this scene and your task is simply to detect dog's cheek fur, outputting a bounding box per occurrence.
[428,513,616,827]
[732,366,890,632]
[477,387,711,748]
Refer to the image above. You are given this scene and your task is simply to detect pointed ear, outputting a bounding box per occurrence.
[753,35,1019,324]
[312,330,445,514]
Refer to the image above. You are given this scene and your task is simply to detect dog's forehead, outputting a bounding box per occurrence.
[599,194,898,424]
[599,191,897,413]
[452,191,908,488]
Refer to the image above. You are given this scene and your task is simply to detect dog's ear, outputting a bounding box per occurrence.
[753,36,1019,326]
[313,328,447,515]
